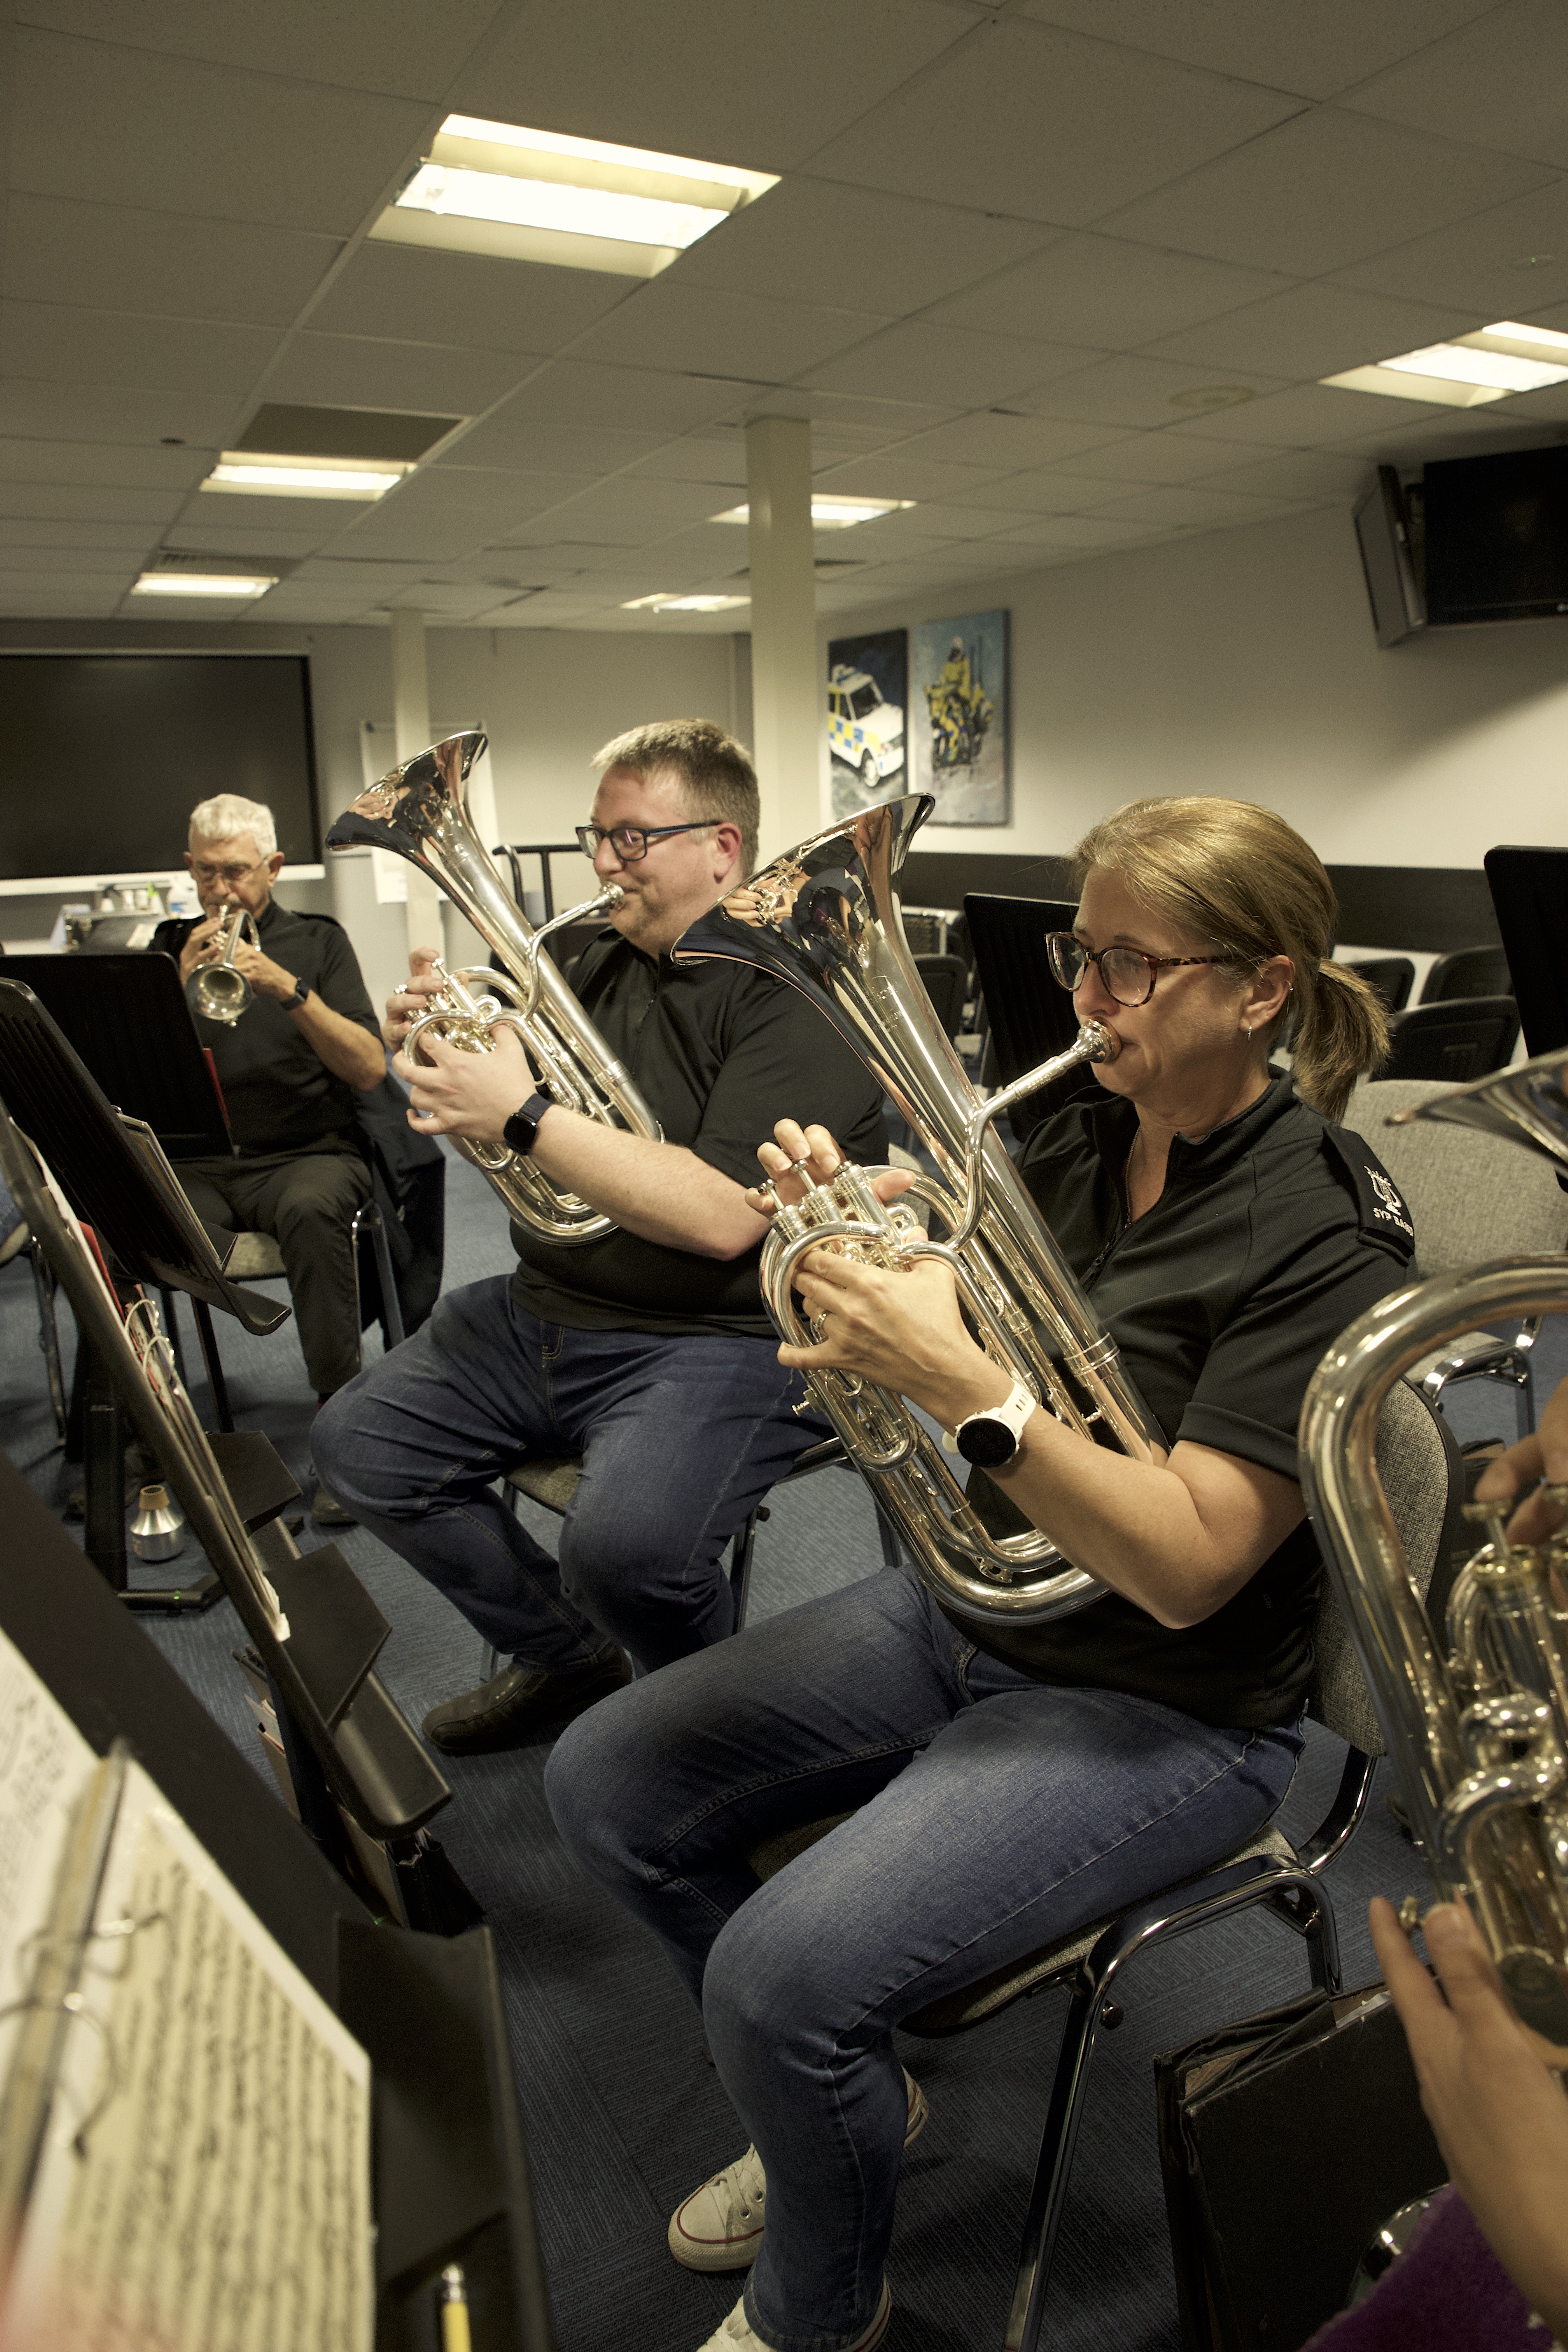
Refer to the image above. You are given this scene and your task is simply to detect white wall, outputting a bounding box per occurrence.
[825,503,1568,869]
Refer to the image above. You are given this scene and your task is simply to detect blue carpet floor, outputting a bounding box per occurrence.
[3,1148,1559,2352]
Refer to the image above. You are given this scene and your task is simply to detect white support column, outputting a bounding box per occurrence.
[388,608,444,963]
[745,415,820,862]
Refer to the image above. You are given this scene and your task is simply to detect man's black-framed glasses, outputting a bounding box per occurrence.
[1045,931,1224,1008]
[575,820,722,863]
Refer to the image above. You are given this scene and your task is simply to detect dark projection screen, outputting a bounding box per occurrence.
[0,656,320,880]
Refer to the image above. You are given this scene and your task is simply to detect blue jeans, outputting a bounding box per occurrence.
[546,1569,1303,2352]
[312,1278,827,1671]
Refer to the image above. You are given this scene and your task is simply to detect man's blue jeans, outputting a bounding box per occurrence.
[546,1568,1303,2352]
[312,1278,827,1670]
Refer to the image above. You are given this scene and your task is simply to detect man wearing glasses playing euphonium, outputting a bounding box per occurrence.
[314,721,884,1751]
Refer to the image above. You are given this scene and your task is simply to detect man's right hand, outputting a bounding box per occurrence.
[177,912,224,985]
[1475,1365,1568,1545]
[381,944,446,1052]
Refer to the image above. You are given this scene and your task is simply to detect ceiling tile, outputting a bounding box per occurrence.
[1188,448,1374,500]
[256,332,530,417]
[0,380,233,449]
[811,456,1017,500]
[0,437,207,489]
[163,522,336,554]
[951,467,1131,512]
[1047,430,1282,483]
[0,484,183,522]
[765,390,961,441]
[2,195,341,326]
[546,475,746,524]
[1163,379,1448,446]
[175,487,395,531]
[0,304,283,399]
[871,502,1010,540]
[450,0,968,174]
[670,178,1054,315]
[1078,483,1308,526]
[14,30,432,234]
[1014,1,1498,102]
[925,233,1294,348]
[1145,281,1481,379]
[0,575,129,607]
[1018,353,1290,430]
[571,285,892,384]
[892,411,1126,466]
[1317,412,1556,465]
[323,518,487,562]
[1332,181,1568,316]
[807,17,1303,224]
[439,419,668,474]
[22,0,507,100]
[801,321,1102,408]
[0,518,160,551]
[472,364,743,441]
[1486,381,1568,425]
[1344,0,1568,169]
[1099,108,1554,278]
[304,243,638,356]
[0,543,141,575]
[991,511,1172,546]
[624,438,751,487]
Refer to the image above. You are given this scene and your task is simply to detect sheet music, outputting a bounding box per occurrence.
[0,1702,374,2351]
[0,1644,96,2081]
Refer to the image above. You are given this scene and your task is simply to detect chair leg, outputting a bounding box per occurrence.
[28,1240,67,1446]
[1004,1974,1108,2352]
[352,1200,405,1355]
[728,1509,760,1631]
[191,1298,235,1433]
[875,1504,902,1570]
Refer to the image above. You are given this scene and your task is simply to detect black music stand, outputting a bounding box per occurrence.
[0,1455,553,2351]
[4,951,233,1158]
[1485,846,1568,1056]
[964,894,1083,1140]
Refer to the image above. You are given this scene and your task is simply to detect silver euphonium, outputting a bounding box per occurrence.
[326,732,661,1245]
[1299,1044,1568,2045]
[673,793,1164,1626]
[189,903,261,1025]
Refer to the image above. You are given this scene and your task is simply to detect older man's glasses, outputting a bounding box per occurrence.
[1045,931,1223,1008]
[188,855,270,887]
[575,821,721,863]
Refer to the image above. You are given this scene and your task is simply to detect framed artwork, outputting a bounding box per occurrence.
[909,609,1009,825]
[827,627,908,818]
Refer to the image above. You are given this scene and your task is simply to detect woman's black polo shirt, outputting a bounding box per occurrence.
[958,1074,1415,1727]
[509,931,886,1338]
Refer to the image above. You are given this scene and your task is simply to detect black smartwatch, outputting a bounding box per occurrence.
[503,1092,554,1157]
[951,1381,1036,1469]
[285,978,310,1010]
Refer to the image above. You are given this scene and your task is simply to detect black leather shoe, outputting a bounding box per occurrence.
[421,1648,630,1754]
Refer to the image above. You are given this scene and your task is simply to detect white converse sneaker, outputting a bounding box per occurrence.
[668,2071,927,2273]
[695,2277,892,2352]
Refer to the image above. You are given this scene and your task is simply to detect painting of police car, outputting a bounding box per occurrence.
[910,608,1009,825]
[827,628,906,818]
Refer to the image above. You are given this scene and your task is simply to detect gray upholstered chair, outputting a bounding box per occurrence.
[750,1379,1461,2352]
[1341,1075,1567,1436]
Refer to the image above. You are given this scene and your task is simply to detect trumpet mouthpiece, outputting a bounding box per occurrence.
[601,883,625,911]
[1081,1020,1119,1063]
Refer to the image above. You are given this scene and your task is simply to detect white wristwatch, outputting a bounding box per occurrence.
[949,1380,1036,1469]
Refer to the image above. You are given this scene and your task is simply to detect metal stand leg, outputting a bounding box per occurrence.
[874,1504,902,1569]
[727,1509,761,1631]
[351,1201,405,1352]
[29,1241,68,1446]
[83,1349,128,1594]
[191,1298,235,1432]
[156,1286,190,1391]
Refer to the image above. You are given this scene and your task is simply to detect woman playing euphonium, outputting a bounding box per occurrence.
[548,797,1406,2352]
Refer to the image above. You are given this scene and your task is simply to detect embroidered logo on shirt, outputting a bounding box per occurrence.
[1368,1169,1407,1224]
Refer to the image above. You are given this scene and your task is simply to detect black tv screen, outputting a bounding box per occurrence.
[1422,444,1568,626]
[0,655,319,882]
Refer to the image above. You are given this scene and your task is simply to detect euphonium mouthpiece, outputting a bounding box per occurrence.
[1079,1019,1119,1063]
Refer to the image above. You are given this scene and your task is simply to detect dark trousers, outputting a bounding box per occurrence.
[175,1136,370,1396]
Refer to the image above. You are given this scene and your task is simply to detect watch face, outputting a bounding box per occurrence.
[503,1108,538,1157]
[955,1415,1018,1469]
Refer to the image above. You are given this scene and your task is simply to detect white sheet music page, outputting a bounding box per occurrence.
[0,1635,97,2085]
[2,1760,374,2352]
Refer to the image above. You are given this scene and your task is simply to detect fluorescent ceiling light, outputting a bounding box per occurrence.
[132,572,276,597]
[622,592,750,612]
[713,497,915,530]
[202,453,408,500]
[1322,320,1568,407]
[370,115,777,279]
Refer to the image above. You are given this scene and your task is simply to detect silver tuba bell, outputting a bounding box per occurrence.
[189,903,260,1026]
[673,793,1165,1626]
[1299,1043,1568,2046]
[326,733,662,1245]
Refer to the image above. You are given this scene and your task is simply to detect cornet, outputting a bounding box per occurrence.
[188,903,260,1026]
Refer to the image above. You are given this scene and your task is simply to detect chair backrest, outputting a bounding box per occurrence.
[963,894,1079,1139]
[914,953,968,1041]
[1346,955,1414,1014]
[1384,995,1519,1085]
[1485,845,1568,1055]
[1419,944,1513,1004]
[1307,1377,1462,1752]
[1340,1075,1568,1273]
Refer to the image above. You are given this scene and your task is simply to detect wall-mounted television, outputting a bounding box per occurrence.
[1355,442,1568,644]
[0,654,319,885]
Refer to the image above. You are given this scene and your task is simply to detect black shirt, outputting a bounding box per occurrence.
[510,932,886,1337]
[149,900,380,1155]
[956,1075,1415,1728]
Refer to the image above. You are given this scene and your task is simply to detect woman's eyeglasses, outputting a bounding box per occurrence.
[1045,931,1224,1008]
[575,821,721,863]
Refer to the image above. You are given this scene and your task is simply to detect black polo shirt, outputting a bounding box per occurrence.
[150,899,380,1155]
[957,1074,1416,1728]
[510,932,886,1337]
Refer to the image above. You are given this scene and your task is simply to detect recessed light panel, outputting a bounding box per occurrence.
[1322,320,1568,407]
[131,572,277,597]
[371,115,777,279]
[713,497,914,529]
[202,453,409,500]
[622,592,750,612]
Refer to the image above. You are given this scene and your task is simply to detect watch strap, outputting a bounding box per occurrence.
[503,1091,554,1157]
[949,1379,1036,1466]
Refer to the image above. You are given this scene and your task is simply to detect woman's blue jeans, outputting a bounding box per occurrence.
[312,1277,827,1670]
[547,1568,1303,2352]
